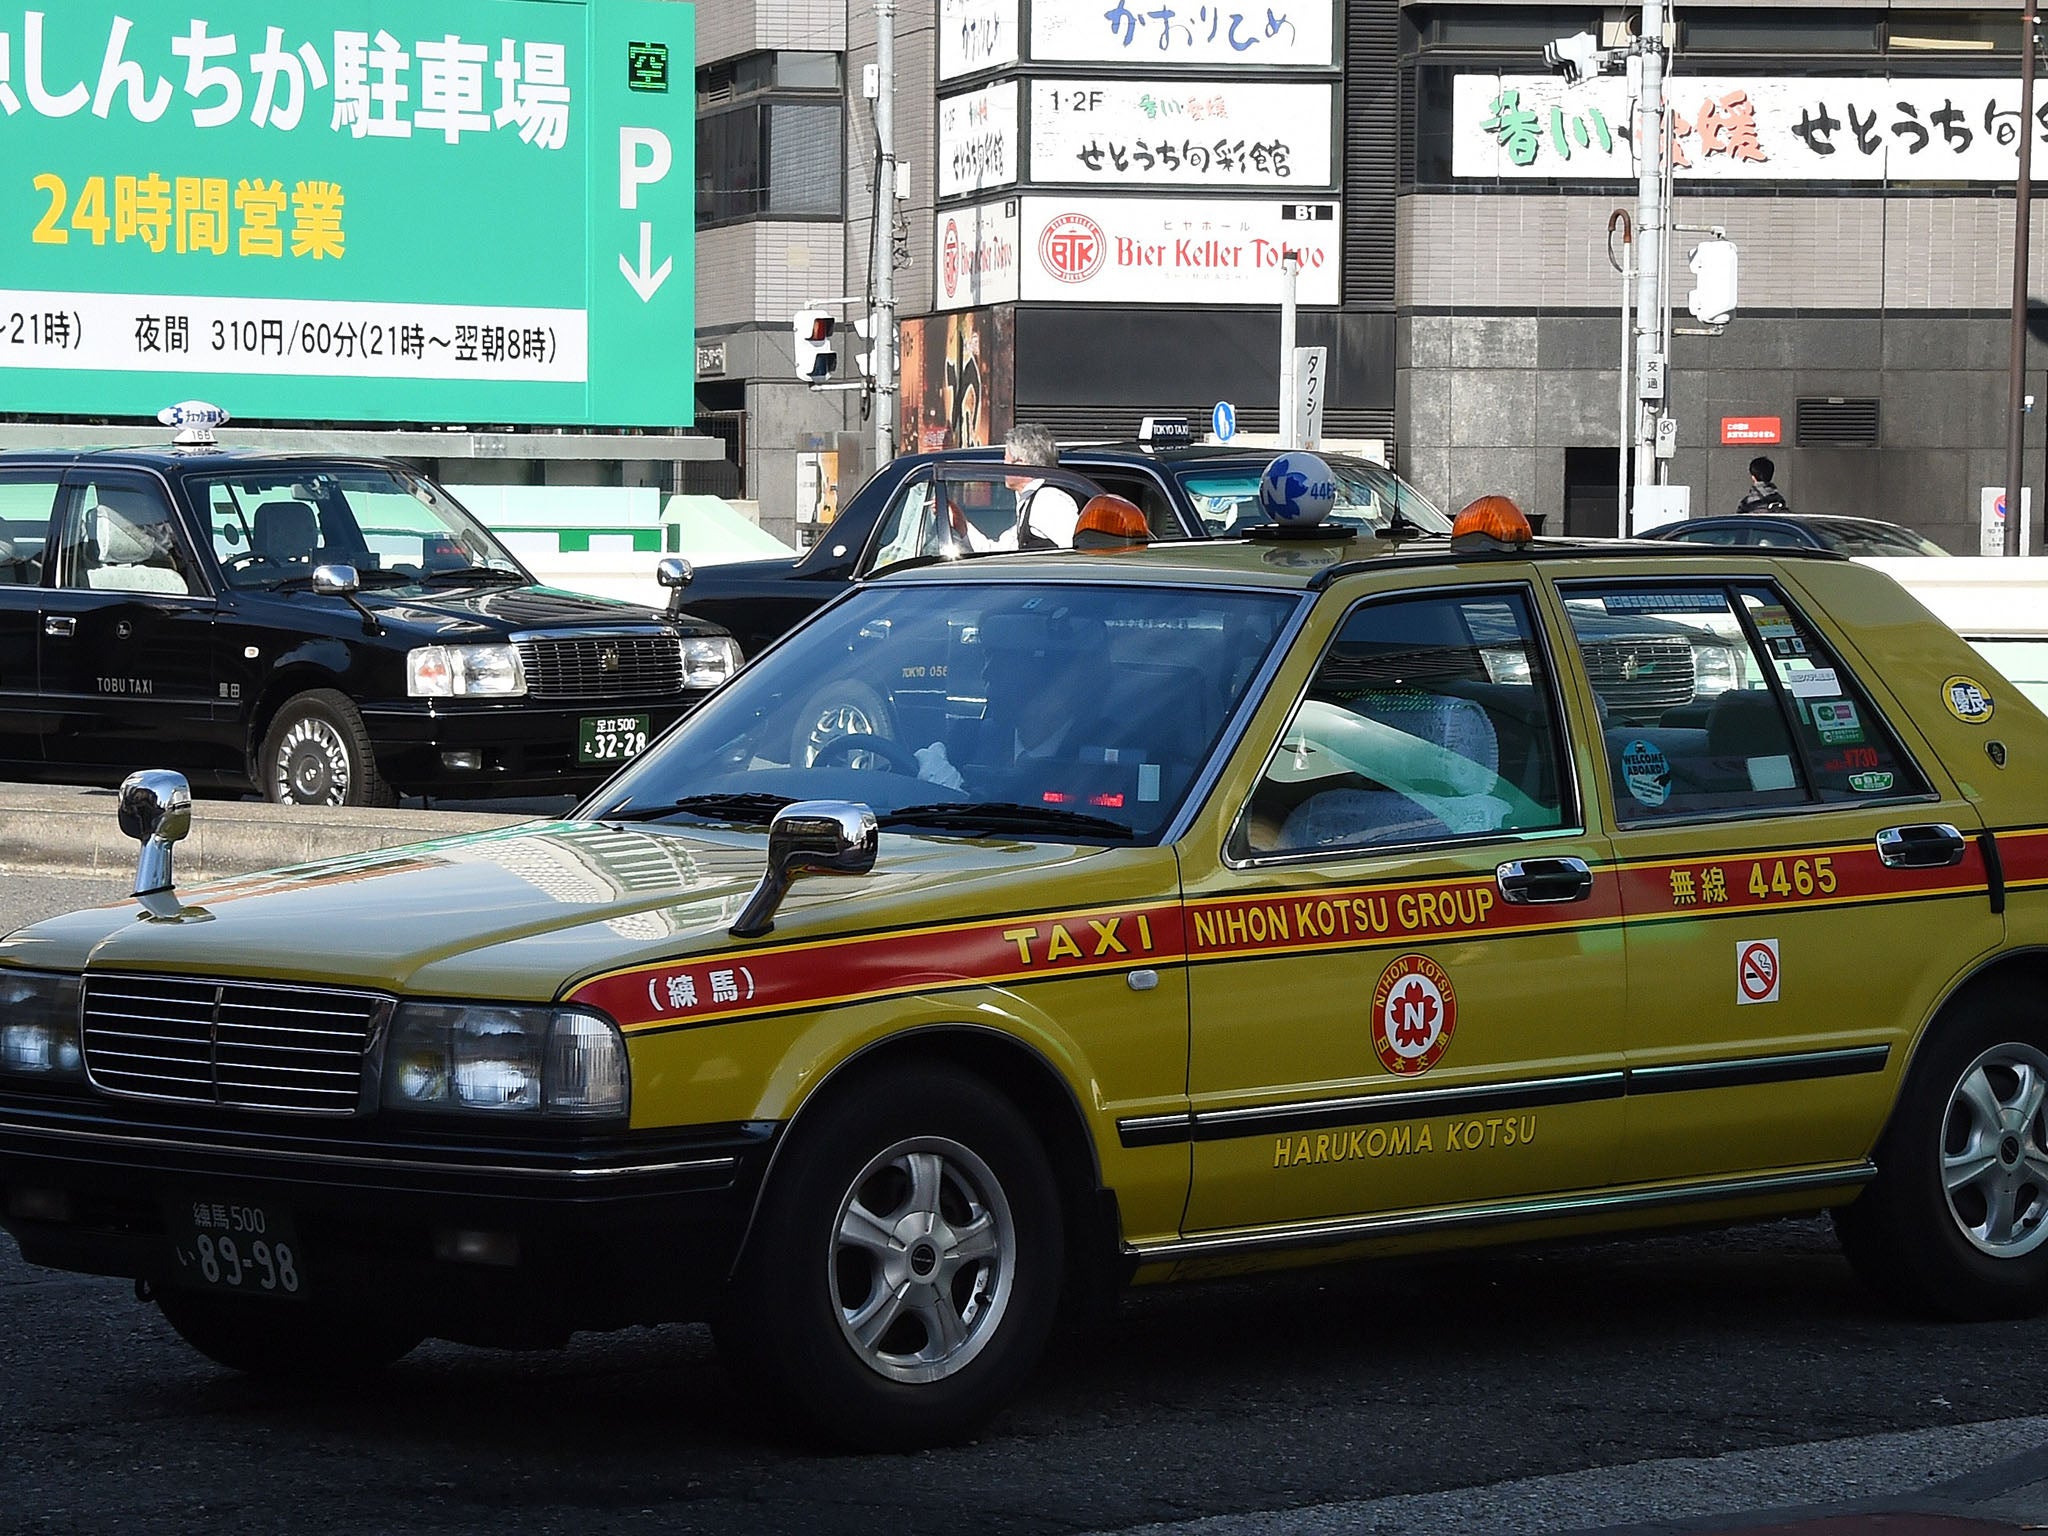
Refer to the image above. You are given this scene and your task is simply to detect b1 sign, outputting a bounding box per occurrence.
[0,1,695,427]
[1020,197,1339,305]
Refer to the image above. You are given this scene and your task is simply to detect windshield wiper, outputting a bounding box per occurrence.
[419,565,527,585]
[604,791,798,825]
[878,802,1136,840]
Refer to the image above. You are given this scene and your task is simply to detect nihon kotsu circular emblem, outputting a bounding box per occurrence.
[1372,953,1457,1076]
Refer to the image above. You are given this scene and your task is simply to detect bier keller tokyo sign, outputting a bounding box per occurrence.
[0,1,695,426]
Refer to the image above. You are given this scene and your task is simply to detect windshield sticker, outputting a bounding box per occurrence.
[1849,771,1896,793]
[1600,592,1726,616]
[1812,700,1864,745]
[1769,636,1808,658]
[1747,754,1798,792]
[1785,667,1840,699]
[1372,954,1457,1076]
[1944,675,1997,725]
[1621,739,1672,807]
[1138,763,1162,802]
[1751,607,1797,638]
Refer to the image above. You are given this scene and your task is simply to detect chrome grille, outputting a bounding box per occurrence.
[1581,636,1697,722]
[515,633,685,699]
[81,975,383,1116]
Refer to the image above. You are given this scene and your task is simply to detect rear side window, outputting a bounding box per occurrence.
[1236,589,1570,857]
[1559,582,1929,821]
[0,472,57,586]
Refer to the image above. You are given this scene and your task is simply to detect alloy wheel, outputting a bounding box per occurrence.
[1942,1041,2048,1258]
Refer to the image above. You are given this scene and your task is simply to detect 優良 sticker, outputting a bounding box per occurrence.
[1944,676,1996,724]
[1848,770,1895,793]
[1770,636,1809,659]
[1372,953,1457,1076]
[1812,699,1864,745]
[1621,738,1671,807]
[1736,938,1781,1005]
[1752,606,1797,638]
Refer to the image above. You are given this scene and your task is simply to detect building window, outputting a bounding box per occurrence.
[696,52,844,227]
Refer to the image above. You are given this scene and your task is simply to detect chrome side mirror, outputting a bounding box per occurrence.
[310,563,359,596]
[118,770,192,896]
[730,801,878,939]
[657,556,694,619]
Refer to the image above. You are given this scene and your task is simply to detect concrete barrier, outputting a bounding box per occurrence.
[0,784,528,882]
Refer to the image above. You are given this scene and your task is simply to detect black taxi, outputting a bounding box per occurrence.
[0,416,740,806]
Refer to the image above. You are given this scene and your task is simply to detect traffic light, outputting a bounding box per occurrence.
[1541,31,1605,83]
[793,310,837,383]
[1687,238,1740,326]
[852,317,878,379]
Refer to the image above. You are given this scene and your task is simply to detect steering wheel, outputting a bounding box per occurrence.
[220,551,281,574]
[812,732,923,774]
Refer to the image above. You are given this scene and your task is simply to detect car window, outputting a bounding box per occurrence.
[1668,525,1749,546]
[1969,638,2048,713]
[0,471,58,586]
[1819,522,1949,557]
[1074,468,1180,537]
[869,478,939,570]
[586,580,1298,844]
[1750,525,1816,548]
[1560,582,1928,821]
[1235,590,1569,857]
[1176,459,1452,538]
[52,473,200,596]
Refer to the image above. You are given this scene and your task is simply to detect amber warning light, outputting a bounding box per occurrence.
[1450,495,1534,550]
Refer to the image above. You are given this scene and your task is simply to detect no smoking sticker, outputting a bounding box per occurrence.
[1736,938,1781,1005]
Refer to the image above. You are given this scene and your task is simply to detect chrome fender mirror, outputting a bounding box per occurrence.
[730,801,878,939]
[657,556,695,620]
[118,770,192,896]
[312,563,383,635]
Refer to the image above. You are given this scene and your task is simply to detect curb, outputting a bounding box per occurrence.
[0,784,529,882]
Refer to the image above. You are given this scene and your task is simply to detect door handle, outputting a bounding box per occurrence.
[1496,856,1595,904]
[1876,823,1967,870]
[42,616,75,638]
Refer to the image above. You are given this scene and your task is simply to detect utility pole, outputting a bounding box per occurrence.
[873,0,898,467]
[1633,0,1669,497]
[1278,253,1299,448]
[2005,4,2038,557]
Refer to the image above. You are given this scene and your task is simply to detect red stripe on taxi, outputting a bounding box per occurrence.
[1617,838,1990,920]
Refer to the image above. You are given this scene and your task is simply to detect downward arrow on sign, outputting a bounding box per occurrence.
[620,221,672,302]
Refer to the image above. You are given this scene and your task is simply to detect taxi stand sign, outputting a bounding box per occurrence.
[0,1,694,429]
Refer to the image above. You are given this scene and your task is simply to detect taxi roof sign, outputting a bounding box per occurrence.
[157,400,230,448]
[1138,416,1192,448]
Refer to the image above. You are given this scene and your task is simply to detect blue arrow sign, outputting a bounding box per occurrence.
[1212,400,1237,442]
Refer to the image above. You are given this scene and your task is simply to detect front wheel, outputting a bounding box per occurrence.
[156,1289,422,1380]
[259,689,393,808]
[719,1064,1064,1450]
[1836,991,2048,1318]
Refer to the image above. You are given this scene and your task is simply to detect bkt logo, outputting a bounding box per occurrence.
[1039,213,1105,283]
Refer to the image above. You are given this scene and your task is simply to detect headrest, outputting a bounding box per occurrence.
[253,500,320,560]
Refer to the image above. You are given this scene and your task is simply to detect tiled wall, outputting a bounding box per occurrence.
[697,0,848,65]
[1398,192,2048,311]
[695,224,848,330]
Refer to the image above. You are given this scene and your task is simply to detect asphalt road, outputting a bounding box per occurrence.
[3,872,2047,1536]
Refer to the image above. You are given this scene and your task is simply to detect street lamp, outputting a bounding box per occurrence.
[2006,7,2040,558]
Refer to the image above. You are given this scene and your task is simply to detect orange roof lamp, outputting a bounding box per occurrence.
[1450,494,1536,553]
[1072,494,1152,551]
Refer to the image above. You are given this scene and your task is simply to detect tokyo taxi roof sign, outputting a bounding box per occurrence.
[0,1,695,429]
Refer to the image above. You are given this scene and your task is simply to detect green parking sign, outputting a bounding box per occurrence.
[0,0,694,427]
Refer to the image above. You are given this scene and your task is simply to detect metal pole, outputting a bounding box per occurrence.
[1633,0,1667,494]
[2006,6,2038,557]
[873,0,898,467]
[1279,254,1299,448]
[1610,211,1634,534]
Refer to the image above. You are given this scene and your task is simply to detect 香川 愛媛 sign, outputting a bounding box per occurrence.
[0,1,694,427]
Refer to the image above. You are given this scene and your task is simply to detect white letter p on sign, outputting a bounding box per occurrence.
[620,128,672,210]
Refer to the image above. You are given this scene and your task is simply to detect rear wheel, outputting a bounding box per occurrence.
[156,1289,422,1380]
[719,1064,1063,1450]
[1836,991,2048,1318]
[259,689,392,808]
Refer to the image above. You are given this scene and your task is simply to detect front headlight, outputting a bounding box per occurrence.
[407,644,528,698]
[1693,642,1744,698]
[0,969,85,1084]
[681,636,742,690]
[381,1002,627,1118]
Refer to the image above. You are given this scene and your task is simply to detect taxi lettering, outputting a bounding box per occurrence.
[1272,1115,1538,1167]
[1002,914,1156,967]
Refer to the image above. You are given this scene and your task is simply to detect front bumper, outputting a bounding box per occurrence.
[0,1091,777,1344]
[359,695,704,796]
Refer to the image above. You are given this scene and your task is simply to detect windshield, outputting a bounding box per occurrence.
[1817,522,1949,557]
[583,580,1299,842]
[1175,458,1452,538]
[188,465,529,590]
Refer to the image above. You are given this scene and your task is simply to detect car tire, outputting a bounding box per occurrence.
[1835,985,2048,1319]
[790,679,895,770]
[156,1289,422,1379]
[719,1063,1064,1451]
[259,689,393,808]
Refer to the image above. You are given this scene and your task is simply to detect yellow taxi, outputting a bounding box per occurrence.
[2,490,2044,1450]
